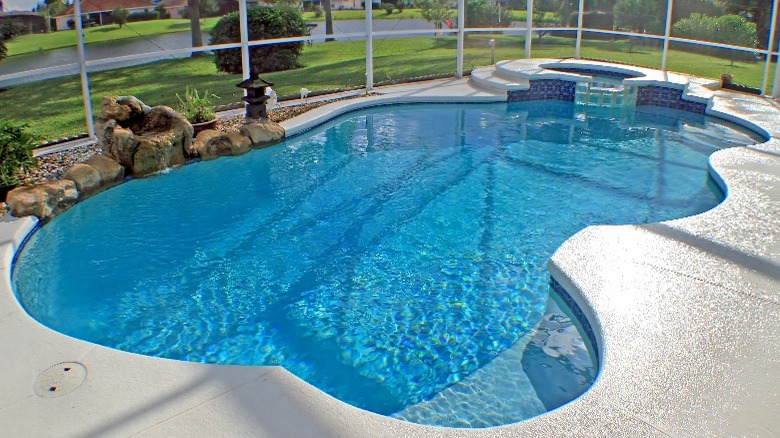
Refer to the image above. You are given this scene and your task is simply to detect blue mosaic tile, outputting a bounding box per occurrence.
[551,278,600,362]
[636,85,706,114]
[507,79,706,116]
[508,80,576,103]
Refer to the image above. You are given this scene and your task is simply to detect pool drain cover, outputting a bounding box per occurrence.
[34,362,87,398]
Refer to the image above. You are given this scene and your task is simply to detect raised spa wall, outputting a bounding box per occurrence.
[507,78,708,114]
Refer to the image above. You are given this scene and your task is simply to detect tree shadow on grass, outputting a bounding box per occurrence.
[91,26,122,33]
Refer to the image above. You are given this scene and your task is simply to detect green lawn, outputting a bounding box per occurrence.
[4,11,436,57]
[0,35,770,142]
[5,18,222,57]
[4,10,534,57]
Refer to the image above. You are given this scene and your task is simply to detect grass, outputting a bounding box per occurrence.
[0,35,771,142]
[5,18,222,57]
[4,10,537,57]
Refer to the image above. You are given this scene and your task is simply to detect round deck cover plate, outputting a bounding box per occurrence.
[34,362,87,398]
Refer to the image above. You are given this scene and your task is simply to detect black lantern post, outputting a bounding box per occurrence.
[236,71,274,120]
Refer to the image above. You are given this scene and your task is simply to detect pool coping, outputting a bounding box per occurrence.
[1,67,779,436]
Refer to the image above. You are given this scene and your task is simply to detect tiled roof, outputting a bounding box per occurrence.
[56,0,156,16]
[156,0,187,8]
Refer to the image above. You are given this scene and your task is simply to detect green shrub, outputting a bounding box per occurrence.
[313,5,324,18]
[668,0,723,24]
[0,39,6,62]
[673,14,757,65]
[0,120,38,187]
[211,7,307,74]
[381,3,394,14]
[395,1,404,12]
[127,11,160,22]
[0,21,28,40]
[154,4,171,19]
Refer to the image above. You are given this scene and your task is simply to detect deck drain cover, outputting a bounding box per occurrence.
[34,362,87,398]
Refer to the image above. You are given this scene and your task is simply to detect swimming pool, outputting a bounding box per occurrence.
[12,101,758,427]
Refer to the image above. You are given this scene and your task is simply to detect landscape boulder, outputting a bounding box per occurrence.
[239,119,285,147]
[61,155,125,197]
[61,164,101,197]
[193,130,253,160]
[6,180,79,220]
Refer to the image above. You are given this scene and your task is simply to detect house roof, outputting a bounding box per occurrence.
[156,0,187,8]
[56,0,156,16]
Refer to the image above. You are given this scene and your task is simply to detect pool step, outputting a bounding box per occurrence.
[391,331,546,427]
[469,66,528,95]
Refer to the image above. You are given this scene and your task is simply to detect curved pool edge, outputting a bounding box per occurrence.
[1,76,779,436]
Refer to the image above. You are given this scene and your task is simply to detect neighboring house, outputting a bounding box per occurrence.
[303,0,379,10]
[0,11,47,33]
[54,0,156,30]
[154,0,238,19]
[155,0,187,18]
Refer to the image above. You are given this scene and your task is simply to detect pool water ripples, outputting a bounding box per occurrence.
[13,102,759,427]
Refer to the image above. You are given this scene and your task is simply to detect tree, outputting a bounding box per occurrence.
[181,0,218,18]
[465,0,512,27]
[111,6,130,28]
[613,0,658,52]
[532,0,562,41]
[414,0,453,30]
[35,0,65,32]
[324,0,334,41]
[210,7,307,74]
[188,0,204,57]
[613,0,657,33]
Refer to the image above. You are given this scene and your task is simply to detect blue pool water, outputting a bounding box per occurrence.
[13,102,758,427]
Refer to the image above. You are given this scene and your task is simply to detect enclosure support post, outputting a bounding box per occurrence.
[456,0,465,77]
[661,0,674,70]
[239,0,250,81]
[575,0,584,57]
[366,0,374,92]
[525,0,533,58]
[74,0,95,139]
[762,0,779,95]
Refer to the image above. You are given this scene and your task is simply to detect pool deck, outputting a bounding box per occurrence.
[1,65,779,436]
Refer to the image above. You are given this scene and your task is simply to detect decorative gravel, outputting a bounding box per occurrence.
[0,99,343,216]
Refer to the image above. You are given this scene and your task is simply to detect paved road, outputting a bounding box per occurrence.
[0,19,446,87]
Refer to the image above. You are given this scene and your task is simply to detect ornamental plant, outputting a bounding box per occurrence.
[0,120,38,187]
[176,87,218,124]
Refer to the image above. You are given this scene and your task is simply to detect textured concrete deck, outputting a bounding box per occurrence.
[1,69,778,436]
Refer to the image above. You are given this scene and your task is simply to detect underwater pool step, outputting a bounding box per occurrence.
[391,331,545,428]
